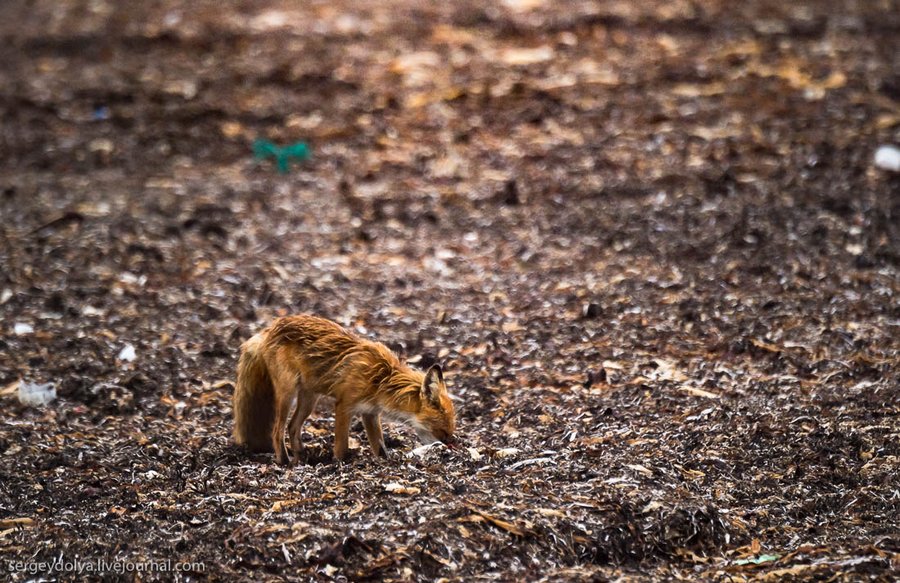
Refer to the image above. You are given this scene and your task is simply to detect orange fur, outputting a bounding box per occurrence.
[232,314,456,464]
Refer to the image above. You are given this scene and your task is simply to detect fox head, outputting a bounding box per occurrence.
[414,364,457,447]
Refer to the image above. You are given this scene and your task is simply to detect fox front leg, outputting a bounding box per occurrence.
[332,402,351,461]
[362,413,389,458]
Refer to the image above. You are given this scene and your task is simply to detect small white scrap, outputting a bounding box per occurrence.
[603,476,636,485]
[82,305,105,317]
[322,564,338,578]
[18,381,56,407]
[507,457,554,471]
[384,482,421,495]
[625,463,654,476]
[118,344,137,362]
[467,447,483,461]
[845,243,864,255]
[118,272,146,286]
[13,323,33,335]
[874,145,900,172]
[495,447,520,458]
[409,442,442,457]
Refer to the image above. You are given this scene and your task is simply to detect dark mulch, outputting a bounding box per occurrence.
[1,1,898,580]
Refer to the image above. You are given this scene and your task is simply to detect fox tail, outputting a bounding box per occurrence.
[232,334,275,452]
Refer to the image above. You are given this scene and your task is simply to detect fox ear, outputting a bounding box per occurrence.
[422,364,444,403]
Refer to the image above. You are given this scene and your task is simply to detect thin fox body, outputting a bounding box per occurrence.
[233,314,456,464]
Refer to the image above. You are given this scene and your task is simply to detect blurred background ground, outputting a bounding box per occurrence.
[0,0,898,581]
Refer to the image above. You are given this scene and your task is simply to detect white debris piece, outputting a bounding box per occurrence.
[13,323,33,335]
[118,343,137,362]
[507,457,554,471]
[18,381,56,407]
[409,442,443,457]
[874,145,900,172]
[384,482,421,495]
[82,305,105,316]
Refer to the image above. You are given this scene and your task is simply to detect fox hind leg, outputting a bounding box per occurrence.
[288,391,319,465]
[271,394,293,465]
[362,413,388,458]
[269,371,298,465]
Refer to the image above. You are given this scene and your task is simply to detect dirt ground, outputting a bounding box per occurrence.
[1,0,898,581]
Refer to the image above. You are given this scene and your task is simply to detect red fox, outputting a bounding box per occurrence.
[232,314,456,464]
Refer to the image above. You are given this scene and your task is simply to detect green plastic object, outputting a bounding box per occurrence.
[253,139,311,173]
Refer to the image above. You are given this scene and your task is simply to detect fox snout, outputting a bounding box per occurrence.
[415,364,457,448]
[415,428,459,450]
[416,425,456,446]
